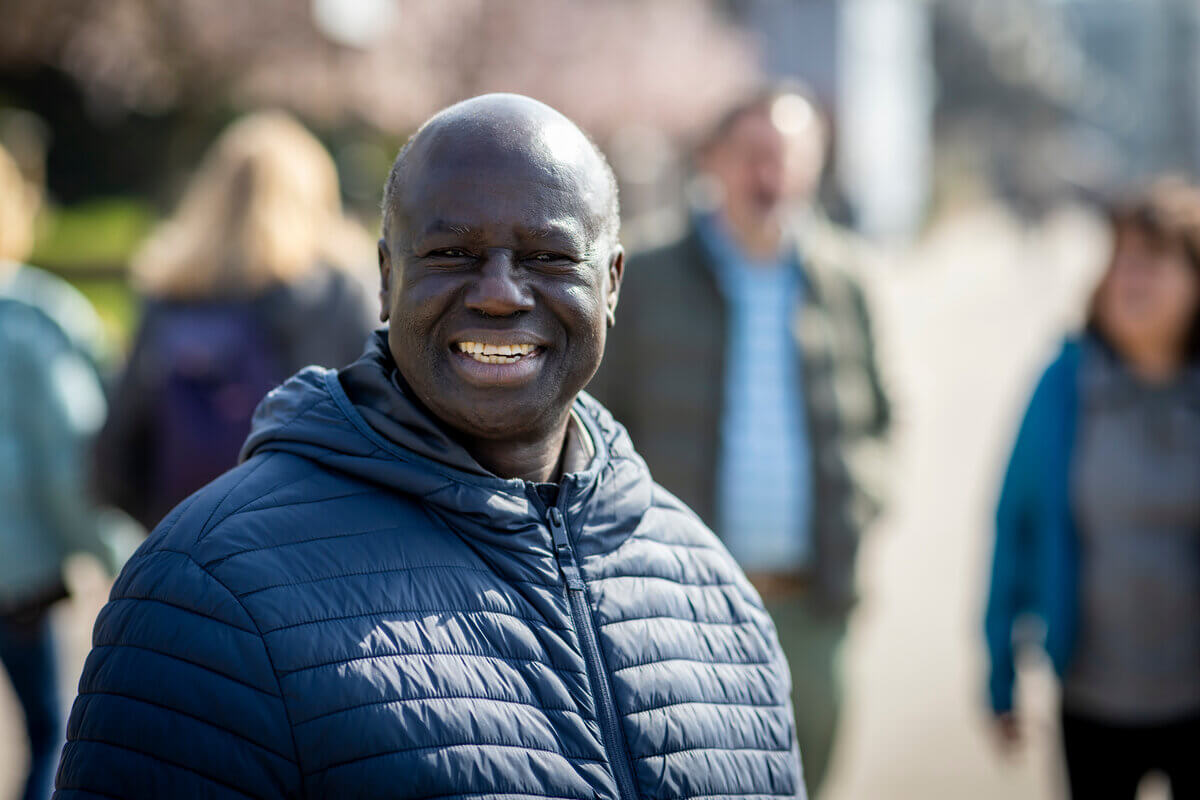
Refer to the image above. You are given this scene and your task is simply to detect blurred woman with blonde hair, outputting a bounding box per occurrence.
[97,110,377,530]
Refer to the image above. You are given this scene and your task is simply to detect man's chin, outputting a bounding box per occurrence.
[441,397,560,444]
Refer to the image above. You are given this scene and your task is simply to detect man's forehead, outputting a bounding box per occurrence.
[414,215,586,243]
[396,142,606,238]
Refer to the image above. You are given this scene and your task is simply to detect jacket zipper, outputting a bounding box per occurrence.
[547,505,640,800]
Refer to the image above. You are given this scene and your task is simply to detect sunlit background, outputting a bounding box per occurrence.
[2,1,1197,798]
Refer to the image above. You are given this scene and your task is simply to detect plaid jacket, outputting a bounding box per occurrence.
[591,217,891,615]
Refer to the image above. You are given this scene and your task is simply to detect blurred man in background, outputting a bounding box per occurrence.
[0,139,115,800]
[593,84,891,796]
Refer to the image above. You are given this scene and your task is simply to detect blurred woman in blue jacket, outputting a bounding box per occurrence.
[0,140,115,800]
[985,179,1200,798]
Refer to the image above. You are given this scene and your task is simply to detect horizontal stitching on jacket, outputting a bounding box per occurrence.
[90,644,280,698]
[77,690,294,762]
[310,740,605,778]
[587,575,741,590]
[611,656,773,675]
[403,793,590,800]
[508,577,570,590]
[238,563,510,599]
[53,787,126,800]
[597,614,753,629]
[278,649,585,679]
[220,487,383,523]
[105,595,258,635]
[625,536,721,552]
[293,693,587,727]
[176,552,307,782]
[662,793,798,800]
[633,744,792,762]
[61,738,261,799]
[193,525,402,570]
[195,452,276,545]
[262,604,571,636]
[219,471,318,519]
[624,697,787,717]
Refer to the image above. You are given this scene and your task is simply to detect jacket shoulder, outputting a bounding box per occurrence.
[143,448,387,570]
[62,456,305,795]
[639,478,767,607]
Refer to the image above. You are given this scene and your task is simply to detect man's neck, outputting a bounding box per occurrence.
[461,416,572,484]
[721,210,782,262]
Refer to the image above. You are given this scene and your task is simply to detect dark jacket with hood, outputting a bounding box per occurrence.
[56,333,803,799]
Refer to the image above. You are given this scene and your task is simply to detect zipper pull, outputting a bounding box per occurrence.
[548,507,585,591]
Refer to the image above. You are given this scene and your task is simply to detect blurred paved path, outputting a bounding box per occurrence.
[1,203,1153,799]
[820,204,1105,800]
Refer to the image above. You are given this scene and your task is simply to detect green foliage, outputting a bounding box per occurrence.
[73,277,140,352]
[30,197,156,271]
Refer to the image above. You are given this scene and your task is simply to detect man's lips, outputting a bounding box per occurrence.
[455,340,542,364]
[447,333,549,385]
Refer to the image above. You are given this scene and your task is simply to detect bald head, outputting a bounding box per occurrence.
[381,94,619,245]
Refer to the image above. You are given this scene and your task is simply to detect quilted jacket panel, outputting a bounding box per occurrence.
[56,339,803,799]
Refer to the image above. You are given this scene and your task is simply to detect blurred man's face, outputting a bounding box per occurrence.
[700,98,827,228]
[379,119,622,446]
[1099,223,1199,358]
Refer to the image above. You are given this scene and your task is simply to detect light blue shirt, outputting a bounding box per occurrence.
[694,214,813,571]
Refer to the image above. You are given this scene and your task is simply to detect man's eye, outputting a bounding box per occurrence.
[529,253,570,264]
[431,248,470,258]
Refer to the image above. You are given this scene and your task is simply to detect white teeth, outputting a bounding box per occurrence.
[455,341,538,364]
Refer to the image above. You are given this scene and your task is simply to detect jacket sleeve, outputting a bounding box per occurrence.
[55,543,303,799]
[838,275,893,527]
[983,358,1062,715]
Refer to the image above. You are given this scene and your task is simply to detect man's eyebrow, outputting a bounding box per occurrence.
[523,224,581,241]
[419,220,475,238]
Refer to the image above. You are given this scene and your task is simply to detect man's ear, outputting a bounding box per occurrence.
[605,246,624,327]
[378,238,392,323]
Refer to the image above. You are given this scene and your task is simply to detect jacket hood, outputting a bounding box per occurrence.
[240,332,653,562]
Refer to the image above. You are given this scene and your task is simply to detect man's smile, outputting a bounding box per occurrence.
[455,340,542,364]
[448,336,549,386]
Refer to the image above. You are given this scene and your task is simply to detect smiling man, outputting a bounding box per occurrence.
[55,95,804,800]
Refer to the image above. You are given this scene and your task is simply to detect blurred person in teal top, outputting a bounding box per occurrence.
[594,85,891,796]
[986,179,1200,799]
[0,139,115,800]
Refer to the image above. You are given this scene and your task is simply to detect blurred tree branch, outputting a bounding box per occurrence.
[0,0,761,138]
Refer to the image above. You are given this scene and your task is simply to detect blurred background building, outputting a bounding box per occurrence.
[1,1,1196,798]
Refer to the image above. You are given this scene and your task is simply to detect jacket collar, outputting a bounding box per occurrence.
[241,332,652,566]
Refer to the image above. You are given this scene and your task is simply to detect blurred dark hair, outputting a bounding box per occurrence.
[694,80,826,160]
[1086,176,1200,364]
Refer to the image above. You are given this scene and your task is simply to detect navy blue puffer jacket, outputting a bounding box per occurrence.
[57,336,803,799]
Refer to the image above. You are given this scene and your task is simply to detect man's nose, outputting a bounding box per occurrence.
[464,251,534,317]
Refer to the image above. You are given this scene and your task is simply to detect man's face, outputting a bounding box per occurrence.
[380,131,622,445]
[701,100,826,225]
